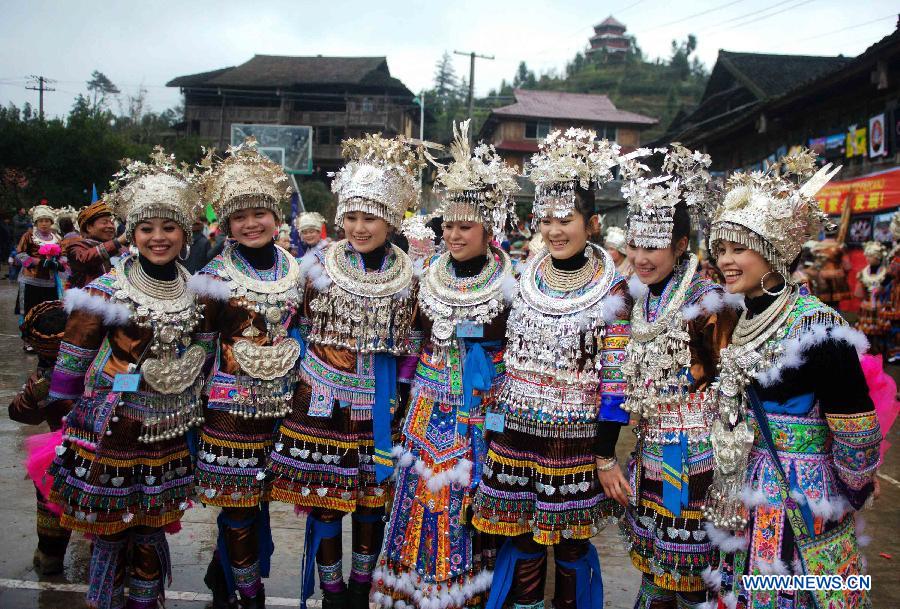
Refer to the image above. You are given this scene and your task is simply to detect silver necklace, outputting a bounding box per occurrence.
[419,245,511,356]
[622,255,698,420]
[519,243,615,316]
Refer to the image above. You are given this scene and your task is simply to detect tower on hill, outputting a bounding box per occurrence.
[587,16,632,59]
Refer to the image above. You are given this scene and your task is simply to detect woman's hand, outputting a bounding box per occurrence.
[596,457,632,507]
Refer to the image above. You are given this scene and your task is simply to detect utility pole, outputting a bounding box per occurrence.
[413,90,426,193]
[26,75,56,120]
[453,50,494,132]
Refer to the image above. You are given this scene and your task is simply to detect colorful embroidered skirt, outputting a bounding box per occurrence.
[470,426,613,546]
[267,381,390,512]
[624,434,716,592]
[856,303,890,337]
[50,404,192,535]
[194,409,275,507]
[375,389,495,608]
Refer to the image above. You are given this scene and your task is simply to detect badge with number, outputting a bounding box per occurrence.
[112,373,141,393]
[485,410,505,432]
[456,321,484,338]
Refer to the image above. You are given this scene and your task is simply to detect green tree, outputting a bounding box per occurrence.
[86,70,120,112]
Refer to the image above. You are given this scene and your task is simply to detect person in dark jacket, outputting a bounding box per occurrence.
[184,217,212,273]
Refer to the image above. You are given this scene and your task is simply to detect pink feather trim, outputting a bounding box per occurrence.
[860,354,899,460]
[24,430,63,513]
[38,243,61,257]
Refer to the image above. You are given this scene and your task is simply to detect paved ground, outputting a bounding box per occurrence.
[0,280,896,608]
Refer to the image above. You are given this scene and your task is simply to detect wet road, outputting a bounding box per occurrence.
[0,281,897,608]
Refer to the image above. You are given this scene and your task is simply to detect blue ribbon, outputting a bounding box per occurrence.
[301,514,343,609]
[599,394,630,424]
[485,538,545,609]
[661,432,689,516]
[215,505,274,597]
[288,327,307,360]
[460,340,500,487]
[555,544,604,609]
[372,353,398,483]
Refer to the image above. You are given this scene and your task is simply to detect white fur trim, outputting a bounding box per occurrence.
[704,522,749,553]
[792,557,805,576]
[63,288,131,326]
[701,566,722,592]
[700,291,724,314]
[722,291,745,310]
[627,274,647,299]
[392,445,473,492]
[740,485,770,509]
[723,592,738,609]
[601,293,627,323]
[756,557,789,575]
[856,515,870,547]
[681,303,702,321]
[187,273,232,301]
[298,250,319,277]
[412,258,425,279]
[756,323,870,387]
[372,566,492,609]
[806,494,851,522]
[500,273,518,305]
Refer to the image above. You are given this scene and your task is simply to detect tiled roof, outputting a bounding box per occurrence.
[596,15,626,29]
[492,89,657,125]
[167,55,410,92]
[705,51,853,101]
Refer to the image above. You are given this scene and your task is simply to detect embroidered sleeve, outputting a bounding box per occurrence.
[826,411,881,508]
[48,307,105,401]
[594,285,632,456]
[67,239,119,268]
[16,233,36,267]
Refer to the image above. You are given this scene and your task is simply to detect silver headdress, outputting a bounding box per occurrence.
[30,204,57,223]
[107,146,202,237]
[710,149,840,276]
[890,211,900,242]
[528,128,620,224]
[623,143,713,249]
[863,240,886,261]
[432,120,520,236]
[604,226,627,254]
[200,138,292,230]
[294,211,326,233]
[331,133,429,228]
[400,214,436,261]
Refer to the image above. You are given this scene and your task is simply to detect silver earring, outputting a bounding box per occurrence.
[760,270,787,296]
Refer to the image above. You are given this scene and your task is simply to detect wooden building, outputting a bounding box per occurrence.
[167,55,419,174]
[478,88,656,217]
[586,16,632,57]
[479,88,657,172]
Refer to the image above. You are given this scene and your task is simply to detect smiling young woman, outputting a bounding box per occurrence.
[46,150,206,609]
[266,134,426,609]
[617,146,739,608]
[376,122,519,609]
[706,152,880,609]
[188,140,300,609]
[470,129,631,609]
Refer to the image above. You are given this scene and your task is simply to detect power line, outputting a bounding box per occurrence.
[711,0,818,32]
[636,0,749,34]
[617,0,649,15]
[453,50,495,128]
[794,13,897,43]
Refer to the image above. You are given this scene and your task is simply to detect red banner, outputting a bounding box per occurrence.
[817,166,900,214]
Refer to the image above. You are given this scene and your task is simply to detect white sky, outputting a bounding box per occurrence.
[0,0,896,120]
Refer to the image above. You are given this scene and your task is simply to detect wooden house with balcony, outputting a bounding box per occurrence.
[478,88,657,219]
[167,55,419,174]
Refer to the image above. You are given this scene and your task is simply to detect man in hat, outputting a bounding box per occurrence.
[66,200,127,289]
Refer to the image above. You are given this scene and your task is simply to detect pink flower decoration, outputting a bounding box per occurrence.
[38,243,61,257]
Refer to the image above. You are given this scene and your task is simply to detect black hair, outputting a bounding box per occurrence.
[672,201,691,244]
[58,217,75,234]
[573,186,597,220]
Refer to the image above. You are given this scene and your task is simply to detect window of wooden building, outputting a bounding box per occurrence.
[525,120,551,139]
